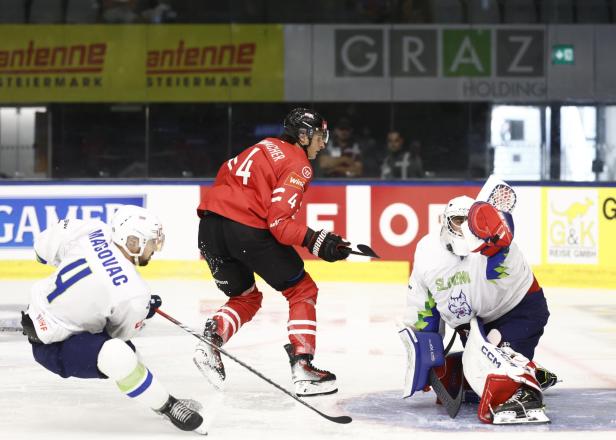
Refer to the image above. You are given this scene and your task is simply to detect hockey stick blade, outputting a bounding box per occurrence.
[155,309,352,424]
[429,369,464,419]
[356,244,380,258]
[428,331,463,419]
[343,244,380,258]
[0,326,23,332]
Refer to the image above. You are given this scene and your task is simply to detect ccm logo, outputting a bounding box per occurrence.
[481,345,501,368]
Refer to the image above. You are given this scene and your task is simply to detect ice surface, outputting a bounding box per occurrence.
[1,279,616,440]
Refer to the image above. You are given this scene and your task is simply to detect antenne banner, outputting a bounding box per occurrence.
[0,25,284,102]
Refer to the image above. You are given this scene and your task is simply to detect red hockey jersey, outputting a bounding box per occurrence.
[198,137,313,247]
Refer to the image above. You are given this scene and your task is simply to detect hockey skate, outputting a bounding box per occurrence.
[193,319,226,390]
[157,395,207,434]
[535,366,559,391]
[284,344,337,397]
[492,385,550,424]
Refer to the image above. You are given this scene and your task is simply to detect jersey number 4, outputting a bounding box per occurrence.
[46,258,92,303]
[228,147,261,185]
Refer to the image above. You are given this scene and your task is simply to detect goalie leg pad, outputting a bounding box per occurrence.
[399,327,445,398]
[462,317,546,424]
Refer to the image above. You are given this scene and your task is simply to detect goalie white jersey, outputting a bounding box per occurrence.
[406,231,534,330]
[28,218,151,344]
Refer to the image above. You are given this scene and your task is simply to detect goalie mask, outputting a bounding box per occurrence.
[111,205,165,266]
[440,195,475,257]
[283,107,329,150]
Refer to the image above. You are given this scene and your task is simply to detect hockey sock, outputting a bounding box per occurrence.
[98,339,168,410]
[212,286,263,343]
[282,272,318,356]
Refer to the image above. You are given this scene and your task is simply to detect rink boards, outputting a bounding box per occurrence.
[0,180,615,288]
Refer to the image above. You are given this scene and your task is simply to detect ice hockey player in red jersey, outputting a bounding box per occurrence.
[194,108,350,396]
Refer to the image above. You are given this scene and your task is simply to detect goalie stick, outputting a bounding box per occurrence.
[428,331,465,419]
[155,308,352,425]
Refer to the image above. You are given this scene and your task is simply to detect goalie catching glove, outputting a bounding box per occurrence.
[462,201,514,256]
[303,228,350,262]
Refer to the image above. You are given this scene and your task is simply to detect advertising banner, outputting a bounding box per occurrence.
[304,25,547,102]
[0,25,284,103]
[289,184,481,261]
[1,182,614,288]
[534,186,616,288]
[0,195,145,248]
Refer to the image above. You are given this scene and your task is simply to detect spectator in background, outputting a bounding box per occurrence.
[381,130,424,179]
[357,125,382,178]
[140,0,177,23]
[102,0,139,23]
[398,0,430,23]
[318,117,363,178]
[356,0,394,23]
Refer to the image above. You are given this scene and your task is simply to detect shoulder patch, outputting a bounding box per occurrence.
[284,172,307,190]
[301,166,312,179]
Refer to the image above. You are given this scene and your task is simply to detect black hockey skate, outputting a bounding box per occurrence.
[284,344,337,397]
[535,366,559,391]
[492,385,549,424]
[157,395,207,434]
[193,319,226,390]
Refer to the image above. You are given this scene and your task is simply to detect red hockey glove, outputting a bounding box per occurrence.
[466,202,513,255]
[303,228,350,262]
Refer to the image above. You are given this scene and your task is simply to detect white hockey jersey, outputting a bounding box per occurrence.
[28,218,151,344]
[405,232,534,330]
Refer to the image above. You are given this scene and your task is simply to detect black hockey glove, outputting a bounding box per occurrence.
[303,228,350,262]
[146,294,162,319]
[21,311,42,344]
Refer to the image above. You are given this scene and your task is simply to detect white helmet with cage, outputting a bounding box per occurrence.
[111,205,164,264]
[440,195,475,257]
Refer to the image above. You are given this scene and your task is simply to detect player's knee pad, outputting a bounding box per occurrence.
[281,272,318,306]
[97,338,138,380]
[228,285,263,311]
[270,268,307,292]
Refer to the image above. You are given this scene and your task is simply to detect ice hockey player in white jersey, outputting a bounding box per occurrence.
[399,180,557,425]
[21,205,207,434]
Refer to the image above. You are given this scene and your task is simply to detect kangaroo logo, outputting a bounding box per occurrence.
[552,198,593,223]
[448,291,472,319]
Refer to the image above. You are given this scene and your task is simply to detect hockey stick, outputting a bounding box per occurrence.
[155,309,352,425]
[428,331,465,418]
[343,244,380,258]
[0,326,23,332]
